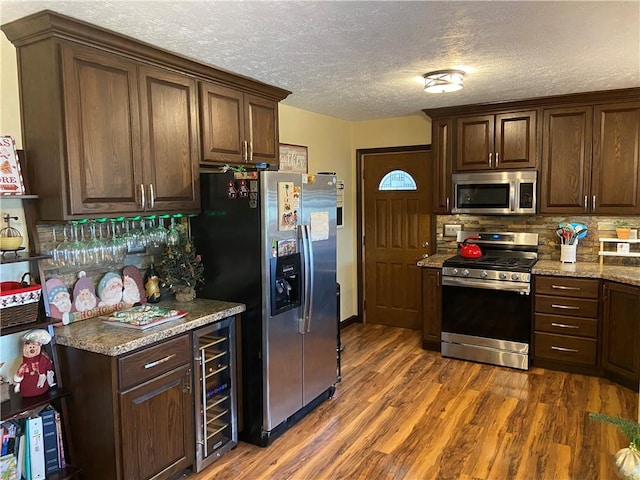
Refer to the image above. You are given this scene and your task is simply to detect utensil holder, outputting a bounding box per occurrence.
[560,244,577,263]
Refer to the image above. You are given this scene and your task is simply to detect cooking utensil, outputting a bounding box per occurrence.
[458,236,482,259]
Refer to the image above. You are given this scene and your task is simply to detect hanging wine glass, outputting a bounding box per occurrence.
[85,221,103,265]
[167,216,180,246]
[55,224,73,269]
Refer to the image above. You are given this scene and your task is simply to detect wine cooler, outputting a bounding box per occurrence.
[192,316,238,472]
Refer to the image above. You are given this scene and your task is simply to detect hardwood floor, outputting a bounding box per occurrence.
[190,323,638,480]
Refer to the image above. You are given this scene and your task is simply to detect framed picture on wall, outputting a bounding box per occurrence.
[279,144,308,174]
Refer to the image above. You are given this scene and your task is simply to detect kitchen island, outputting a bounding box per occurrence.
[54,298,245,480]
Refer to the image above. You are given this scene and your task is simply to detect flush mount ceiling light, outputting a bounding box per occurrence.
[423,69,465,93]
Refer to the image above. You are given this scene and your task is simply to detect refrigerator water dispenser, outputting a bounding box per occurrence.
[270,253,302,315]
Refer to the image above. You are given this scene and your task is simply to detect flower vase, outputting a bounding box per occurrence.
[174,286,196,302]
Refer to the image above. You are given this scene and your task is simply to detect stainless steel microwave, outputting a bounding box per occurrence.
[452,170,537,215]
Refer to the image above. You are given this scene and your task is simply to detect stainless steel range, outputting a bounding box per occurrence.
[441,231,539,370]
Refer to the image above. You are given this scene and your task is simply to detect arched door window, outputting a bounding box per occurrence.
[378,170,417,191]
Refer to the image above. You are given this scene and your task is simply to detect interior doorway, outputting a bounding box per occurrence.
[356,146,434,329]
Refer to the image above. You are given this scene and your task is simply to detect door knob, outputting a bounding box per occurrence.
[422,241,429,248]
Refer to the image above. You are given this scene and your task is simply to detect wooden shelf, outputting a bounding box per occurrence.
[0,317,59,337]
[0,194,39,200]
[598,237,640,265]
[0,253,51,265]
[0,386,71,421]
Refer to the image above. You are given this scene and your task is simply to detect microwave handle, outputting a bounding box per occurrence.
[510,182,516,211]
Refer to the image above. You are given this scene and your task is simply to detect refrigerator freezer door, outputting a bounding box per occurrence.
[300,174,338,405]
[261,171,304,431]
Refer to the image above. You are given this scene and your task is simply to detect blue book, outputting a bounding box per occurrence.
[39,408,60,475]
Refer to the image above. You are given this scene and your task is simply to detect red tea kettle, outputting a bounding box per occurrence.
[458,236,482,259]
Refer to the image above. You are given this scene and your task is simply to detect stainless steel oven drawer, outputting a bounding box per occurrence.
[534,332,597,366]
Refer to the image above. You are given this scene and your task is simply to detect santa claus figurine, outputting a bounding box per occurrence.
[13,329,55,397]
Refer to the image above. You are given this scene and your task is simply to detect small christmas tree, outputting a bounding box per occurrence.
[159,223,204,299]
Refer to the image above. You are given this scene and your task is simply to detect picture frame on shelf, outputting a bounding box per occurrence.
[0,136,26,195]
[279,144,308,174]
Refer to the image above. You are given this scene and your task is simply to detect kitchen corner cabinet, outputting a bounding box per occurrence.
[602,281,640,391]
[57,335,194,480]
[455,111,537,172]
[540,101,640,215]
[533,276,601,376]
[432,118,453,213]
[200,82,280,167]
[421,268,442,351]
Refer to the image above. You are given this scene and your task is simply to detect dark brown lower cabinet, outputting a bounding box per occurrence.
[58,334,194,480]
[602,281,640,390]
[421,267,442,351]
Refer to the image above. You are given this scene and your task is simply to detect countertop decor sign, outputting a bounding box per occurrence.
[159,223,204,302]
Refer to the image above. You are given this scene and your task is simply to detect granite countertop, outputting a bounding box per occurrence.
[532,260,640,287]
[53,298,246,356]
[417,253,451,268]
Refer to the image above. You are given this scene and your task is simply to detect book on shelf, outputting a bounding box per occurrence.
[26,416,45,480]
[53,409,66,469]
[39,407,60,475]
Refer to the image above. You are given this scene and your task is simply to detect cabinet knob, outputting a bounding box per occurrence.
[592,195,596,211]
[446,197,450,211]
[248,141,253,162]
[488,152,492,167]
[495,152,499,167]
[584,195,588,213]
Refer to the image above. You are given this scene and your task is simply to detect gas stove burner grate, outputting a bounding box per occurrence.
[443,255,538,272]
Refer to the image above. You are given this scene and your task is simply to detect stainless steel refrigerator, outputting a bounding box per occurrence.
[191,170,338,447]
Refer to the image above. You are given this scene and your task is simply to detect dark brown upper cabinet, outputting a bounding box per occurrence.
[455,111,537,172]
[200,82,280,167]
[2,10,290,221]
[431,118,453,213]
[540,101,640,214]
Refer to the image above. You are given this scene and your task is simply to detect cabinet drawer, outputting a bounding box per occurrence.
[534,332,597,366]
[535,276,600,299]
[535,313,598,338]
[535,295,599,318]
[119,335,191,391]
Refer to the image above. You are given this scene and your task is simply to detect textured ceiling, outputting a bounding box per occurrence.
[1,1,639,121]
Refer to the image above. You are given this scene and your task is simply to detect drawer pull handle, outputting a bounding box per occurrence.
[551,304,579,310]
[551,322,579,329]
[551,285,580,291]
[551,346,579,353]
[144,353,176,369]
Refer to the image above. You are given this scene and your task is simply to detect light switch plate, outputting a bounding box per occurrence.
[444,224,462,237]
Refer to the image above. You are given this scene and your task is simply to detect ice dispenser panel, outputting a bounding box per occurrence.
[270,253,302,316]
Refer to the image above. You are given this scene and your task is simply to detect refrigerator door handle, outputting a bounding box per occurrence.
[299,224,315,333]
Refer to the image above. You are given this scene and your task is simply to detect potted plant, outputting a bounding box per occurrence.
[615,220,632,240]
[159,223,204,302]
[590,413,640,479]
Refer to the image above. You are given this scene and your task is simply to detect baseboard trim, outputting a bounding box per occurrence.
[340,315,360,328]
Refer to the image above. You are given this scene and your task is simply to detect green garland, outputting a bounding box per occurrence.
[159,224,205,293]
[590,413,640,449]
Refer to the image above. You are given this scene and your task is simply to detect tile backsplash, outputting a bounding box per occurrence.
[436,215,640,266]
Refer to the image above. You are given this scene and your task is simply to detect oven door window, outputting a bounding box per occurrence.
[456,183,510,209]
[442,285,530,343]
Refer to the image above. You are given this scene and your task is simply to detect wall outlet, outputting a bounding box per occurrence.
[444,224,462,237]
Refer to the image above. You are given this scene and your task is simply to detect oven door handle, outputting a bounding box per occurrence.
[442,276,530,294]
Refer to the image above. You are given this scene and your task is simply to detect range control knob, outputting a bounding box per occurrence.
[481,270,488,278]
[499,272,507,280]
[452,268,458,275]
[511,273,520,281]
[462,269,470,277]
